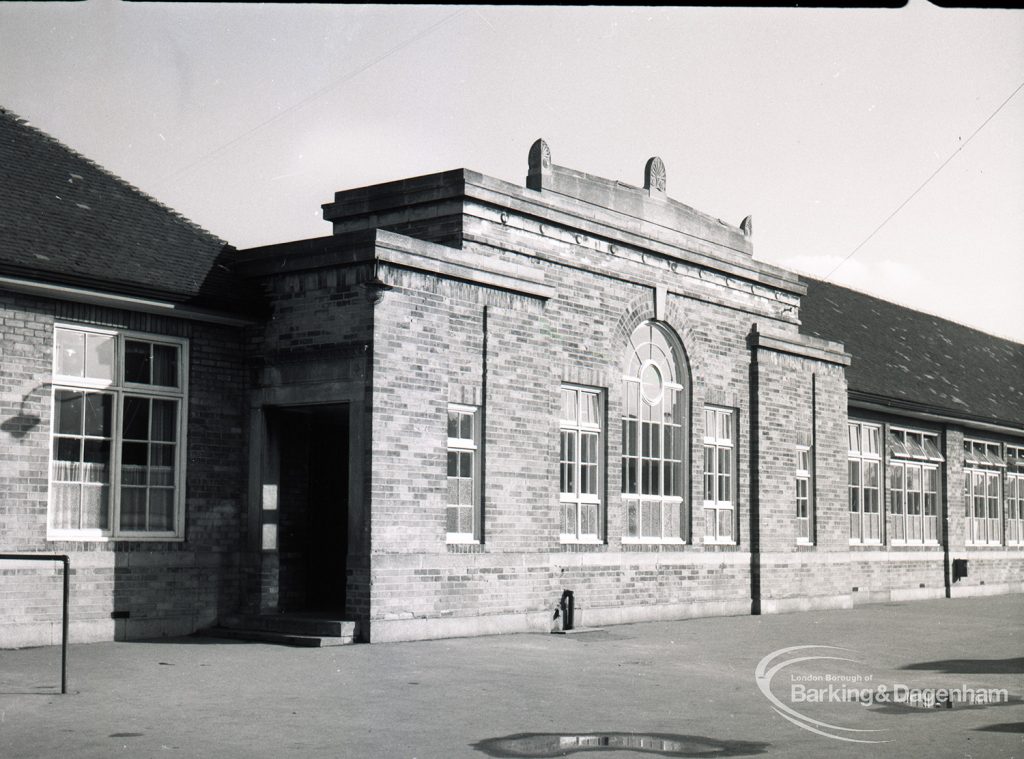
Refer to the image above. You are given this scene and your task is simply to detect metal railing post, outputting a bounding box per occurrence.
[0,553,71,694]
[61,555,69,694]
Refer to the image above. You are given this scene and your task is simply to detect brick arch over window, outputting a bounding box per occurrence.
[620,320,690,542]
[611,294,701,382]
[611,299,656,351]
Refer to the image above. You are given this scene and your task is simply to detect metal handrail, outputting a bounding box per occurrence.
[0,553,70,694]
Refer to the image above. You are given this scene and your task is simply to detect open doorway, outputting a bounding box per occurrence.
[272,404,350,614]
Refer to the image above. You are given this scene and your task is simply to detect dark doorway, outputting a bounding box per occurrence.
[275,404,350,614]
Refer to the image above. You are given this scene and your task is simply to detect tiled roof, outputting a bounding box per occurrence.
[800,278,1024,429]
[0,107,252,312]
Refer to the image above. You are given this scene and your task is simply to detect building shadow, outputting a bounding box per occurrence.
[0,685,63,696]
[974,722,1024,734]
[125,634,252,645]
[899,658,1024,675]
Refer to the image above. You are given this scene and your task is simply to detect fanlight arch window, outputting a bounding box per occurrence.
[621,321,687,541]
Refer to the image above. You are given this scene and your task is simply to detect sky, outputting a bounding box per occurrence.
[1,2,1022,341]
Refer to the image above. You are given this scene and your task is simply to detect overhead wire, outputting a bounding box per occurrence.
[153,8,467,188]
[823,77,1024,281]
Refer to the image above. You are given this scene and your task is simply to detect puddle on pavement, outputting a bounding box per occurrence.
[109,733,145,738]
[869,693,1022,715]
[472,732,768,758]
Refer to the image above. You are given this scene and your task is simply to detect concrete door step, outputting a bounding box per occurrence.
[201,613,360,646]
[220,613,356,637]
[202,626,353,647]
[550,627,606,635]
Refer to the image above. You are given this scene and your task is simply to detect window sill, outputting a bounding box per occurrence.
[849,540,882,546]
[445,535,480,545]
[890,540,941,547]
[702,539,737,546]
[559,537,603,545]
[965,542,1005,548]
[796,539,814,547]
[47,532,184,543]
[621,537,686,545]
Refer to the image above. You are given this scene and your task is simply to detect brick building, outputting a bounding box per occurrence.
[1,109,1021,647]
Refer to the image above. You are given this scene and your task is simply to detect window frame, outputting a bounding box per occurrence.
[446,404,481,544]
[1006,444,1024,545]
[964,438,1004,546]
[48,324,188,542]
[559,385,605,543]
[1007,444,1024,472]
[848,421,882,545]
[702,406,736,545]
[887,426,941,545]
[795,445,813,544]
[1006,468,1024,546]
[621,322,688,545]
[889,461,940,545]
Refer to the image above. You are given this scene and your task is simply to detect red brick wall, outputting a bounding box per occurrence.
[245,264,374,620]
[750,346,852,611]
[365,223,815,637]
[0,292,248,647]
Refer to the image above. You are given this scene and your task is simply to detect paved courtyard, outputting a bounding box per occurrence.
[0,595,1021,758]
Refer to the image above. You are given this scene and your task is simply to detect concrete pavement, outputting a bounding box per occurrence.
[1,594,1021,758]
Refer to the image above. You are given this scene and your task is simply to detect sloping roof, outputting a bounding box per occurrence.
[0,107,252,313]
[800,278,1024,429]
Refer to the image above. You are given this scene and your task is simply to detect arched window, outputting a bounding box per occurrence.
[621,322,687,541]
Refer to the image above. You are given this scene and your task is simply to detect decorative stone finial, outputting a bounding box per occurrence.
[644,157,666,195]
[528,139,551,172]
[527,139,552,190]
[740,215,753,237]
